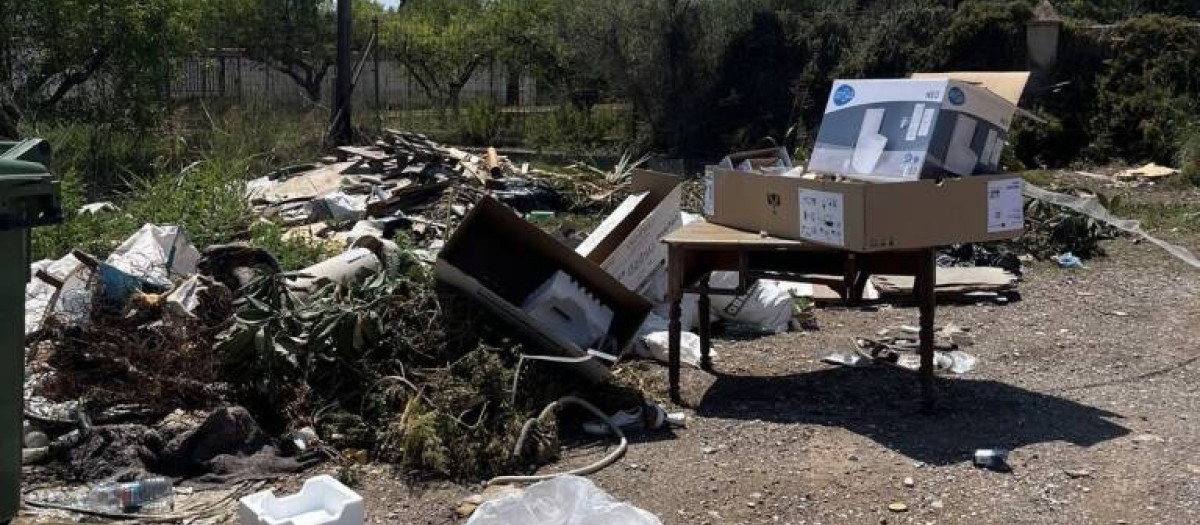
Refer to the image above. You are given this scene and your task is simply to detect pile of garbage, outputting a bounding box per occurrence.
[19,131,675,496]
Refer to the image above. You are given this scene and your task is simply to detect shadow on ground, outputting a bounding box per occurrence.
[692,366,1130,465]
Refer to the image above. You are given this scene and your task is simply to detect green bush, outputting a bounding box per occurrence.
[1180,125,1200,185]
[525,105,629,154]
[29,106,327,261]
[455,99,508,146]
[1086,15,1200,165]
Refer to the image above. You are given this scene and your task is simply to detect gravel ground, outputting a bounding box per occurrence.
[329,229,1200,525]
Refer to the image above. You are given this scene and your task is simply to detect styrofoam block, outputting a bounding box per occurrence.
[238,475,364,525]
[522,271,614,350]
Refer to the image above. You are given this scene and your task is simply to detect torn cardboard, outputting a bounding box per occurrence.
[436,197,652,383]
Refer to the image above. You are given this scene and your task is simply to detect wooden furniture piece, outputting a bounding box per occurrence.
[662,221,939,410]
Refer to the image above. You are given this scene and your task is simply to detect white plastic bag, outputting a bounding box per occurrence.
[466,476,662,525]
[105,224,201,286]
[707,272,794,334]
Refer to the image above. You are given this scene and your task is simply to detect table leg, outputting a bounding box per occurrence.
[668,246,683,404]
[698,280,712,371]
[916,248,937,413]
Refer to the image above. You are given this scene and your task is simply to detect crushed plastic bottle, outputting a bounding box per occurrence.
[83,477,174,514]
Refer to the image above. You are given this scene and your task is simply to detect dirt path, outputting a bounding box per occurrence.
[335,234,1200,525]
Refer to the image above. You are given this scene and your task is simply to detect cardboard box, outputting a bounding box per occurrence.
[709,169,1024,252]
[435,197,651,383]
[704,148,795,216]
[576,169,682,291]
[807,72,1029,182]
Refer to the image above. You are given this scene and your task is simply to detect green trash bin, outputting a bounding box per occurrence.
[0,139,62,524]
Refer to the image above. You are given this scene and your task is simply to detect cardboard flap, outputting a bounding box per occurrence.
[910,71,1030,106]
[581,169,681,265]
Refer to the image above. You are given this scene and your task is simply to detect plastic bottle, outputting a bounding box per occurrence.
[83,477,174,514]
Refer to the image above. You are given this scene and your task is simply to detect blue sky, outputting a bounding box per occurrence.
[378,0,401,7]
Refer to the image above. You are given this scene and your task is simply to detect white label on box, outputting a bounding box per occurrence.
[917,107,936,137]
[905,103,925,141]
[987,179,1024,233]
[798,189,845,247]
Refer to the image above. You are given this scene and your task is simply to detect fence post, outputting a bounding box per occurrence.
[374,16,382,134]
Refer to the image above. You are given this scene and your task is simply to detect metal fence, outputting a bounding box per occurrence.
[168,51,544,110]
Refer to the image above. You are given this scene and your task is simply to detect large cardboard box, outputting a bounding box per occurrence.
[807,72,1029,182]
[435,197,652,383]
[576,169,682,292]
[709,169,1024,252]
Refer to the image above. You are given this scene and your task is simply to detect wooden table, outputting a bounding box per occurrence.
[662,222,939,410]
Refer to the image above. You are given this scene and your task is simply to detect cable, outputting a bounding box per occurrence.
[487,396,626,486]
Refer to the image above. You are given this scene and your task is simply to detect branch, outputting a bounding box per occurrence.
[35,49,111,109]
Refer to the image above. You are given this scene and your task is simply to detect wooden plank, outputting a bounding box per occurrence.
[662,221,808,248]
[337,145,392,162]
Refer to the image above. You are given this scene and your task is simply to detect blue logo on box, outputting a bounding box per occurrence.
[948,87,965,105]
[833,85,855,106]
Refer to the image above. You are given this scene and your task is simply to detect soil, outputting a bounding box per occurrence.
[323,229,1200,525]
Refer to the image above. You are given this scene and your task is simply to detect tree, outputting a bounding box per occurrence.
[199,0,381,104]
[384,0,495,110]
[6,0,188,123]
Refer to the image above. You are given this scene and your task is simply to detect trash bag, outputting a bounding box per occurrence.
[707,272,793,334]
[106,224,202,287]
[466,476,662,525]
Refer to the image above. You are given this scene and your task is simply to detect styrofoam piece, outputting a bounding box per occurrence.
[238,475,364,525]
[522,270,614,351]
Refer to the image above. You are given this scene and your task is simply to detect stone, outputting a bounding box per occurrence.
[903,477,915,488]
[1064,469,1092,479]
[888,502,909,513]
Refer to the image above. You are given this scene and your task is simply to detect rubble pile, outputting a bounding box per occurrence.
[20,131,651,492]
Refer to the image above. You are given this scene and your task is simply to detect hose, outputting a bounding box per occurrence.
[487,395,627,486]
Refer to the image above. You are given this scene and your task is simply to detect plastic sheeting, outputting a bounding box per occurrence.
[1024,183,1200,270]
[466,476,662,525]
[105,224,202,287]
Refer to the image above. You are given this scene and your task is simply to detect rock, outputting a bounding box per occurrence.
[931,500,944,509]
[903,477,915,488]
[887,502,908,513]
[702,446,717,455]
[1064,469,1092,479]
[849,454,860,461]
[1131,433,1164,444]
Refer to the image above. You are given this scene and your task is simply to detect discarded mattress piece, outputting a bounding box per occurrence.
[465,476,662,525]
[238,475,364,525]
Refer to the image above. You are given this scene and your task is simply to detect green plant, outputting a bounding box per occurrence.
[456,99,507,145]
[525,105,628,154]
[1179,125,1200,186]
[1021,192,1121,259]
